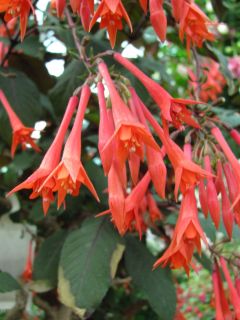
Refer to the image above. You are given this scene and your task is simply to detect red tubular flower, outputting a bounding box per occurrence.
[189,59,226,102]
[55,0,65,17]
[130,88,166,198]
[153,186,208,274]
[124,171,151,238]
[212,261,232,320]
[139,0,148,13]
[149,0,167,42]
[8,96,78,214]
[171,0,215,53]
[89,0,132,48]
[21,240,33,282]
[199,179,208,218]
[0,90,40,157]
[147,192,163,223]
[98,61,160,172]
[141,101,210,198]
[220,257,240,319]
[0,0,34,41]
[107,161,126,235]
[97,82,115,175]
[230,129,240,146]
[212,127,240,208]
[39,85,99,210]
[204,155,220,229]
[216,162,234,238]
[114,53,201,126]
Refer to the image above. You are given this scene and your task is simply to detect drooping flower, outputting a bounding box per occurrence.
[21,240,33,282]
[97,82,115,175]
[204,155,220,229]
[141,101,210,198]
[39,85,99,210]
[171,0,215,53]
[0,19,16,66]
[139,0,148,13]
[211,127,240,208]
[114,53,201,126]
[0,90,40,157]
[0,0,34,40]
[230,129,240,146]
[212,260,232,320]
[130,87,167,198]
[189,59,226,102]
[153,186,208,273]
[220,257,240,319]
[98,61,160,172]
[89,0,132,48]
[8,96,78,214]
[149,0,167,42]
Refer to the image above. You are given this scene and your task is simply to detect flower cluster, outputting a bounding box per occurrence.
[0,0,216,51]
[188,58,226,102]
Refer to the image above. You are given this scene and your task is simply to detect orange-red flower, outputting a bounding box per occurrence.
[98,61,160,172]
[8,96,78,214]
[0,90,40,157]
[171,0,215,53]
[139,0,148,13]
[0,0,34,40]
[97,82,115,175]
[114,53,201,127]
[130,88,167,198]
[21,240,33,282]
[204,155,220,229]
[220,257,240,319]
[141,101,210,198]
[149,0,167,42]
[189,59,226,102]
[90,0,132,48]
[153,187,208,273]
[39,85,99,210]
[212,260,232,320]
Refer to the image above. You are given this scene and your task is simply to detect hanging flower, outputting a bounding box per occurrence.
[38,85,99,211]
[114,53,201,126]
[0,90,40,157]
[154,186,208,273]
[0,0,34,40]
[171,0,215,53]
[90,0,132,48]
[8,96,78,214]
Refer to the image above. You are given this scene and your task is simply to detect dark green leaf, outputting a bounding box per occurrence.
[33,230,68,287]
[125,237,176,320]
[58,218,124,312]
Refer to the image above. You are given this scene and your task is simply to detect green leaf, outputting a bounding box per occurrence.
[33,230,68,287]
[125,237,176,320]
[0,272,20,293]
[0,68,42,124]
[58,218,124,312]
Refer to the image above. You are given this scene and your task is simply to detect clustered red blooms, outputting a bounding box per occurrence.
[0,0,34,40]
[1,1,240,318]
[2,52,240,274]
[188,58,226,102]
[1,0,215,49]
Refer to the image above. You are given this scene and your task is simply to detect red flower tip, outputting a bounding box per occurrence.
[0,90,40,157]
